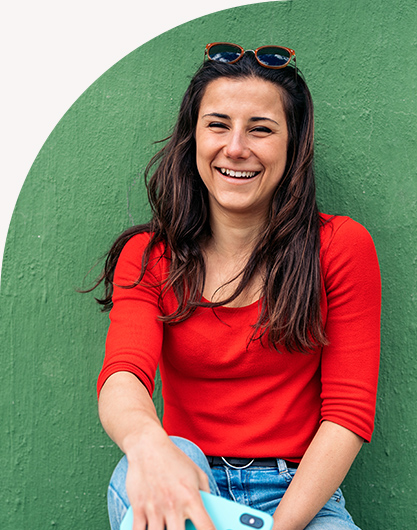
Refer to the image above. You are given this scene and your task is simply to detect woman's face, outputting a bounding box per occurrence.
[195,76,288,223]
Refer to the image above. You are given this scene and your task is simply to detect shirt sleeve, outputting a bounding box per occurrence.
[320,217,381,442]
[96,233,164,398]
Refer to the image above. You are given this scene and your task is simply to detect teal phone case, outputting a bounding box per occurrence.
[120,491,274,530]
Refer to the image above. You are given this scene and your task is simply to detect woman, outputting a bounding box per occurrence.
[94,43,381,530]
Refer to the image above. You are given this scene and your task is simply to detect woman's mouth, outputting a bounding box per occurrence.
[217,167,260,179]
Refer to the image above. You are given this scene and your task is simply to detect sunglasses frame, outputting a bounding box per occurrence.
[204,42,296,70]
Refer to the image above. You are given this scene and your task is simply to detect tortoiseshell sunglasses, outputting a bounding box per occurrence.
[204,42,296,71]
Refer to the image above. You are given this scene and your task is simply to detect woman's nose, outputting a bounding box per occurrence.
[224,130,250,159]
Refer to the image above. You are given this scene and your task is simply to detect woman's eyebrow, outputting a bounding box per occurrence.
[202,112,279,126]
[202,112,230,119]
[250,116,279,126]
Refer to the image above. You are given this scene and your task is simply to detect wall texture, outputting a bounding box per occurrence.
[1,1,416,529]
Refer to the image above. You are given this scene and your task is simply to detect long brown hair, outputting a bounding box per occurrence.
[91,54,328,353]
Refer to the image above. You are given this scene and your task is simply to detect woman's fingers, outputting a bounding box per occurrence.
[129,489,216,530]
[141,505,166,530]
[196,469,210,494]
[129,507,147,530]
[163,489,216,530]
[185,492,217,530]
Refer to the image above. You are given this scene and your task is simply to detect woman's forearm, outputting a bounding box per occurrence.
[98,371,165,454]
[273,421,363,530]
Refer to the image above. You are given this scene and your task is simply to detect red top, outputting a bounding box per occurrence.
[97,214,381,461]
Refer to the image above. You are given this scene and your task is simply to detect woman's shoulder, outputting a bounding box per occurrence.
[319,213,378,269]
[319,213,375,247]
[115,231,170,282]
[120,231,152,254]
[120,231,169,258]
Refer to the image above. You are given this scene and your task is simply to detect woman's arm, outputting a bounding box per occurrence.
[271,218,380,529]
[97,235,214,530]
[99,371,216,530]
[272,421,363,530]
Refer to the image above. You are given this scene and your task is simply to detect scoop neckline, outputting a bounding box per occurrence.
[200,294,262,310]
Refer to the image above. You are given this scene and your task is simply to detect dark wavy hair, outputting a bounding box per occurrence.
[90,53,328,353]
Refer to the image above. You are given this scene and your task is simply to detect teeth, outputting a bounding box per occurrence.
[219,168,257,178]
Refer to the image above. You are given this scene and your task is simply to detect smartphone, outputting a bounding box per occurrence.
[120,491,274,530]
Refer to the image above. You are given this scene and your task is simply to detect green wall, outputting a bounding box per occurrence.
[1,1,416,528]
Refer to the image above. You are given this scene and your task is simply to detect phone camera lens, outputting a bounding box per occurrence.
[240,514,264,528]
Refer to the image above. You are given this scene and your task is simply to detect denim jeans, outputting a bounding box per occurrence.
[107,436,361,530]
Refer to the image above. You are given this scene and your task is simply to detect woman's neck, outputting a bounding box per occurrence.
[206,208,265,259]
[202,209,266,306]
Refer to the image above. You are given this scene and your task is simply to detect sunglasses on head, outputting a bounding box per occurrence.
[204,42,296,70]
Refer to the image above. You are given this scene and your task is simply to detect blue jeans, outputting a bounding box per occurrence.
[107,436,361,530]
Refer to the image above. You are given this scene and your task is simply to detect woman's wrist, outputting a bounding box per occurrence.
[121,418,166,456]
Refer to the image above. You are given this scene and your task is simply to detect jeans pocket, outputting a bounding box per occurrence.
[246,467,290,514]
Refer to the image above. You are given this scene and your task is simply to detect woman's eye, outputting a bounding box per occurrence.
[251,126,272,134]
[208,122,228,129]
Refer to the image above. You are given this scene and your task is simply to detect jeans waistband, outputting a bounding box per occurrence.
[206,456,299,469]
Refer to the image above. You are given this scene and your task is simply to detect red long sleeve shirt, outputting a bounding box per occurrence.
[97,214,381,461]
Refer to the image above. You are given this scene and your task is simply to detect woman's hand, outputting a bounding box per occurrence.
[99,371,216,530]
[124,427,214,530]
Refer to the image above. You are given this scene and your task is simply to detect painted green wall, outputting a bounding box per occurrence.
[1,1,416,528]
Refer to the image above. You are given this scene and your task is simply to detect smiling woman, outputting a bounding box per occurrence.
[88,48,381,530]
[196,77,288,222]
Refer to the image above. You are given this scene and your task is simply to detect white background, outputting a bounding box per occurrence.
[0,0,273,277]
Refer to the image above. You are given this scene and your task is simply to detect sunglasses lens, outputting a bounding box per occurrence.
[257,47,291,67]
[207,43,242,63]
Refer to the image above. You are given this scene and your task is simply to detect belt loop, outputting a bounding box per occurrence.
[276,458,287,473]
